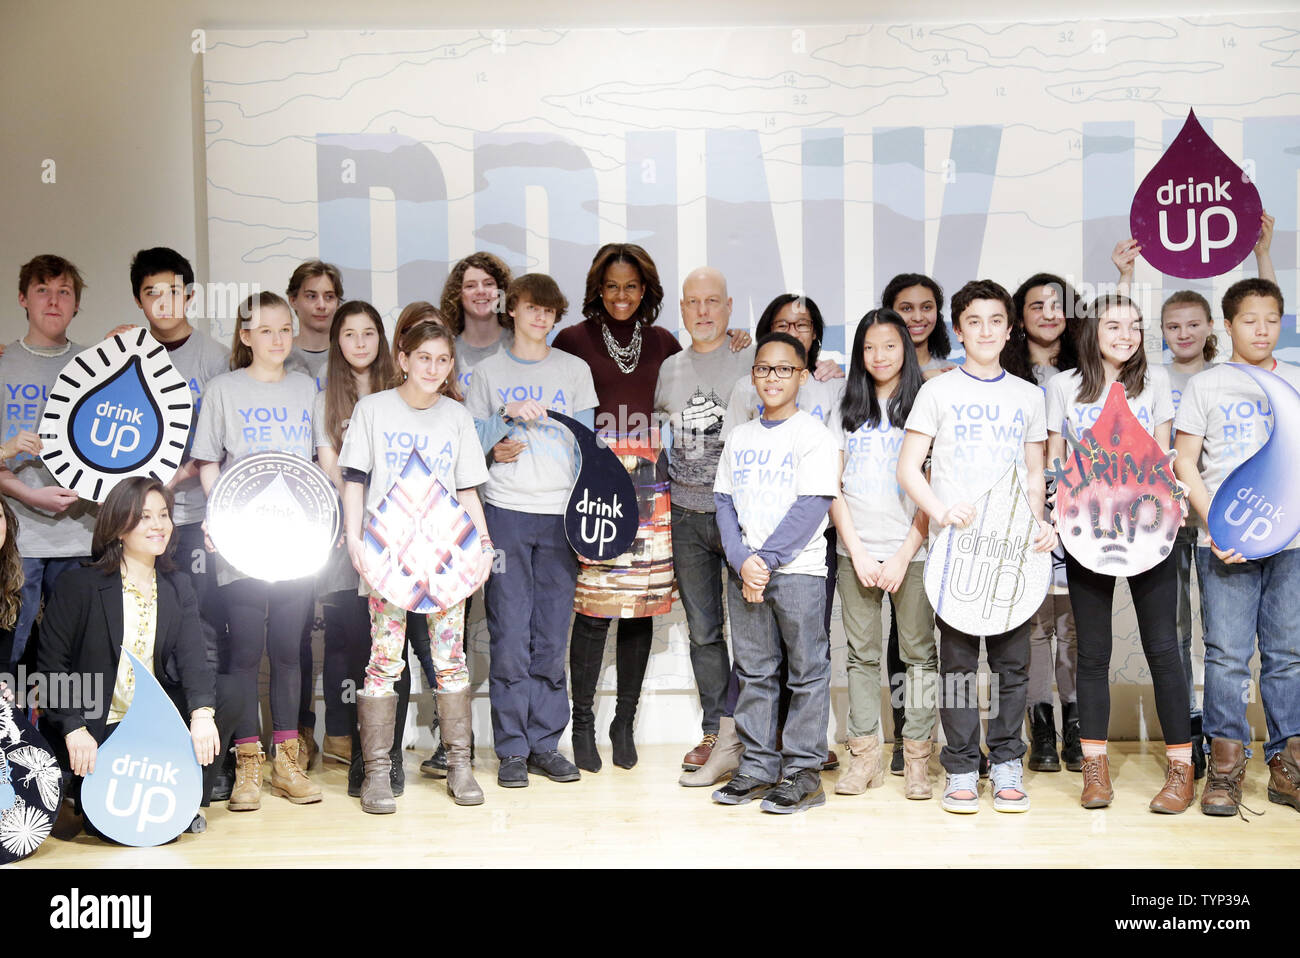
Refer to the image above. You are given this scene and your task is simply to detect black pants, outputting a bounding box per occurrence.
[221,578,314,739]
[322,590,370,738]
[1064,551,1190,746]
[937,617,1030,774]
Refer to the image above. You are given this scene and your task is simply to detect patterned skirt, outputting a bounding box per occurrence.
[572,430,676,619]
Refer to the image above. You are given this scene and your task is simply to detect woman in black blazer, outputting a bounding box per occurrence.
[36,477,219,801]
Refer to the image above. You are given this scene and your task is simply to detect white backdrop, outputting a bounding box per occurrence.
[206,16,1297,743]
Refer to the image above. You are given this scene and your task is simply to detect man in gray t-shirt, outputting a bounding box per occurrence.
[0,256,98,669]
[654,267,752,781]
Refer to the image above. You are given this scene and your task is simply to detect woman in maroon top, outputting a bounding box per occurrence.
[554,244,750,772]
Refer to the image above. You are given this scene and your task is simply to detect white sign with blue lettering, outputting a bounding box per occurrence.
[38,330,193,502]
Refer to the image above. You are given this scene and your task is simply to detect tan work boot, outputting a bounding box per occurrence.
[270,738,323,804]
[834,735,883,795]
[1080,754,1114,808]
[1201,738,1247,817]
[1149,759,1195,814]
[902,738,933,800]
[296,725,318,770]
[228,742,264,811]
[437,689,484,806]
[1266,736,1300,813]
[357,692,396,814]
[322,734,351,765]
[680,716,742,787]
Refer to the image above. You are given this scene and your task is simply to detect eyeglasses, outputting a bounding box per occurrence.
[772,320,814,333]
[751,364,805,379]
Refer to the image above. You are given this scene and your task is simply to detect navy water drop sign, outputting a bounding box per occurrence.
[39,329,192,502]
[548,410,638,562]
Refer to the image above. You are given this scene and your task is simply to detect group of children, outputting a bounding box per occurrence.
[3,227,1297,832]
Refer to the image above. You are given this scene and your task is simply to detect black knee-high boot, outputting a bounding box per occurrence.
[570,613,611,772]
[611,617,653,769]
[391,643,411,796]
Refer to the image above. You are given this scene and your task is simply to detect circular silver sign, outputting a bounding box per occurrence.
[206,452,339,581]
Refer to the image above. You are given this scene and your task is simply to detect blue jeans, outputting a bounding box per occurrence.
[726,572,829,781]
[483,505,579,759]
[670,505,731,733]
[12,555,88,670]
[1196,546,1300,761]
[1172,526,1203,718]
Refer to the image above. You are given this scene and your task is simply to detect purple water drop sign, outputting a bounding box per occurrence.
[1129,108,1263,280]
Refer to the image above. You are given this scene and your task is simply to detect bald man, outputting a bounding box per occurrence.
[654,267,754,784]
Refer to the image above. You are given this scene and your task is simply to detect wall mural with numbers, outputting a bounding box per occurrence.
[204,16,1299,721]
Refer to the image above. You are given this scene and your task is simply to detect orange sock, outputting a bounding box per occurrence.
[1166,744,1193,766]
[1081,739,1107,759]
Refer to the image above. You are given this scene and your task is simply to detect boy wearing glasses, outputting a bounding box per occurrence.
[711,332,839,813]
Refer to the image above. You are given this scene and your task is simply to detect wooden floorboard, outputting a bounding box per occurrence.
[15,742,1295,869]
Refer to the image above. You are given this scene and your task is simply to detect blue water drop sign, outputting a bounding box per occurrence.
[1207,363,1300,559]
[39,329,193,502]
[80,650,203,847]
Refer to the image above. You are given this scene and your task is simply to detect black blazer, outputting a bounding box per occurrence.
[36,564,216,743]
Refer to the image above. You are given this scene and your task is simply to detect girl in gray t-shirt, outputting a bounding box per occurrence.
[339,319,492,810]
[190,292,323,809]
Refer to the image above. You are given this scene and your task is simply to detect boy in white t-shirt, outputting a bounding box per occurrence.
[1173,277,1300,817]
[898,279,1056,814]
[711,333,839,814]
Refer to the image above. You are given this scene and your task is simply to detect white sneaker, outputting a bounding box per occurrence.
[990,757,1030,812]
[942,771,980,814]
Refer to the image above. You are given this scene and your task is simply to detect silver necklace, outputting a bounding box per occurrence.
[600,320,642,374]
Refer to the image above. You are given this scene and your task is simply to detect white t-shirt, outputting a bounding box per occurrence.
[1044,366,1174,440]
[723,373,845,436]
[713,410,840,577]
[905,367,1047,510]
[1174,360,1300,549]
[830,399,924,563]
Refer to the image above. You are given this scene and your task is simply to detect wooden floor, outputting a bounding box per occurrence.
[16,742,1295,869]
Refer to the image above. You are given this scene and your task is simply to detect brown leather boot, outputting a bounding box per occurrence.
[228,742,264,811]
[357,692,396,814]
[834,735,882,795]
[1149,759,1195,813]
[297,725,318,770]
[679,717,742,787]
[1201,738,1247,817]
[1267,736,1300,813]
[1080,754,1114,808]
[270,738,323,804]
[437,689,484,807]
[902,738,933,800]
[322,734,352,765]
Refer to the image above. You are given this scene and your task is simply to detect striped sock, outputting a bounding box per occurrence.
[1166,744,1193,766]
[1081,738,1108,759]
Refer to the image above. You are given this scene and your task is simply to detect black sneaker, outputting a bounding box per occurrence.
[420,742,449,779]
[497,756,529,788]
[527,750,581,782]
[760,769,826,814]
[712,773,776,805]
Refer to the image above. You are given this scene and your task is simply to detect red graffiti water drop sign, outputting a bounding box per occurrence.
[1052,383,1186,576]
[1129,108,1263,279]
